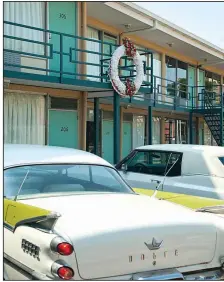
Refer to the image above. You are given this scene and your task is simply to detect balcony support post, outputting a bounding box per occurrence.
[94,98,100,155]
[148,106,153,145]
[114,91,120,164]
[79,2,87,150]
[189,111,193,144]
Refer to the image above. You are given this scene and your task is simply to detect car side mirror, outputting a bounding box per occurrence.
[121,163,128,173]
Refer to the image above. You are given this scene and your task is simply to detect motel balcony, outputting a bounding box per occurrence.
[4,21,223,112]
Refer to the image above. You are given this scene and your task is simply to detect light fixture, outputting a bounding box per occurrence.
[123,23,132,29]
[166,43,174,48]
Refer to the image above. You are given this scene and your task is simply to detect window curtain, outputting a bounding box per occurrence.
[4,93,45,145]
[103,35,116,82]
[135,45,147,82]
[87,27,100,81]
[4,2,45,55]
[149,53,162,101]
[133,115,145,148]
[152,117,161,144]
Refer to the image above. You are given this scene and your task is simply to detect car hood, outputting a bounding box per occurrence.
[20,193,217,279]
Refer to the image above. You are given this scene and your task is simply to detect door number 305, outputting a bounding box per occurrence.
[61,127,68,132]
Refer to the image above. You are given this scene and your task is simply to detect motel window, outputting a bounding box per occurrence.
[166,56,188,99]
[4,92,45,145]
[103,34,117,82]
[133,115,145,148]
[164,118,188,144]
[149,52,162,93]
[166,56,176,96]
[205,71,221,105]
[152,117,161,144]
[177,61,187,98]
[4,2,45,55]
[87,27,100,81]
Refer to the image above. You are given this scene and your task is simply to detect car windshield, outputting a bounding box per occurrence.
[4,164,134,199]
[219,157,224,165]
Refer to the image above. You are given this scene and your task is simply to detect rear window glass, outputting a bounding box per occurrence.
[4,164,133,199]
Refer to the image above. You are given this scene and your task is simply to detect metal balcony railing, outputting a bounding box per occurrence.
[3,21,153,90]
[3,21,223,112]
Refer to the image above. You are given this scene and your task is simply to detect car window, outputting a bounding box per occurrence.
[91,166,120,188]
[66,165,90,181]
[218,157,224,165]
[4,164,133,199]
[124,150,182,177]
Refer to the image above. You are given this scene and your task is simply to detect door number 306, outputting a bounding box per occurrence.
[61,127,68,132]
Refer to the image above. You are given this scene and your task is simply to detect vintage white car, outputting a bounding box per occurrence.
[4,144,224,280]
[116,144,224,206]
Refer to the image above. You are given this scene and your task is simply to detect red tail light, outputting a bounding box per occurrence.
[57,266,74,280]
[57,243,74,256]
[50,237,74,256]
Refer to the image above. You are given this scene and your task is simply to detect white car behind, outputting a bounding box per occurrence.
[116,144,224,200]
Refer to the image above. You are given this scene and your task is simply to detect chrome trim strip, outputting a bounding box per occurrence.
[132,269,184,280]
[50,236,65,253]
[184,268,224,281]
[132,268,224,281]
[4,253,51,280]
[51,260,73,279]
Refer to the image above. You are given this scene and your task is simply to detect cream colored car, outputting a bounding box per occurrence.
[4,144,224,280]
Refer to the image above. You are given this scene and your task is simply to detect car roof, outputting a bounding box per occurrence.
[4,144,112,168]
[136,144,224,156]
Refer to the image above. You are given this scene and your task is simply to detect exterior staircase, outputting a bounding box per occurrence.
[203,91,223,146]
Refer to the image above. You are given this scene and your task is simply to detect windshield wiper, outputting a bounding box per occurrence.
[196,205,224,214]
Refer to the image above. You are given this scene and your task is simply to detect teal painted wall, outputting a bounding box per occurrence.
[102,120,114,164]
[48,110,78,148]
[48,2,77,78]
[122,121,132,158]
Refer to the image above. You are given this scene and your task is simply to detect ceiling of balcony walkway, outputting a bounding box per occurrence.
[87,2,224,72]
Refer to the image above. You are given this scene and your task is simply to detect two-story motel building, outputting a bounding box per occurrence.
[3,2,224,164]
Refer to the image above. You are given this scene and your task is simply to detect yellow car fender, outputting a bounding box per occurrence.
[4,198,57,232]
[133,188,224,210]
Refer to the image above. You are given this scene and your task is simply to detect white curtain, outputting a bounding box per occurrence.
[149,53,162,101]
[135,45,147,82]
[4,93,45,145]
[133,115,145,148]
[87,27,100,81]
[152,117,161,144]
[4,2,45,55]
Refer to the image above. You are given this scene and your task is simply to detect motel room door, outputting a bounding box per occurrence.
[48,97,78,149]
[48,2,77,77]
[122,121,132,159]
[102,111,114,164]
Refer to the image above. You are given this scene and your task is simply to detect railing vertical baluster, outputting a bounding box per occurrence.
[174,82,177,110]
[191,86,194,110]
[150,53,153,94]
[100,34,104,83]
[60,34,63,83]
[153,76,156,107]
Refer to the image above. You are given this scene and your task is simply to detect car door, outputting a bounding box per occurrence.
[118,150,167,191]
